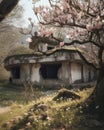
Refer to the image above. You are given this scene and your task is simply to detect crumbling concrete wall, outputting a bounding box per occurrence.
[20,63,41,83]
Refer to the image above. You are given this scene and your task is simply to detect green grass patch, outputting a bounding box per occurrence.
[0,82,43,106]
[0,84,103,130]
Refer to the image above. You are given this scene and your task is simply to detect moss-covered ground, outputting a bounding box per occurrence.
[0,83,104,130]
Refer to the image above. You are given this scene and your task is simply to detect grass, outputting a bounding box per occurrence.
[0,82,43,129]
[0,103,31,128]
[0,82,43,106]
[0,83,104,130]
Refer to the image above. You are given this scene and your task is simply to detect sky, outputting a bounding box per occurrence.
[18,0,50,27]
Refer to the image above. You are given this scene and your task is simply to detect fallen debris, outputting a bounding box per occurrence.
[53,88,81,101]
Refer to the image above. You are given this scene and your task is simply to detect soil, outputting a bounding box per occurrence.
[0,107,10,114]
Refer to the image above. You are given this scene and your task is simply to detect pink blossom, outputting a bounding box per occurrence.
[77,12,82,21]
[26,37,32,43]
[59,42,65,47]
[86,24,93,31]
[95,16,100,21]
[45,43,48,47]
[94,22,102,29]
[38,26,56,37]
[60,6,64,11]
[80,45,86,48]
[66,35,70,38]
[34,7,42,14]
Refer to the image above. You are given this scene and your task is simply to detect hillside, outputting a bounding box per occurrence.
[0,23,33,81]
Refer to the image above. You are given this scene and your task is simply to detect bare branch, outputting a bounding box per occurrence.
[33,45,99,69]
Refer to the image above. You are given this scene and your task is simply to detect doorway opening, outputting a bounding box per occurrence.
[40,63,61,79]
[11,66,20,79]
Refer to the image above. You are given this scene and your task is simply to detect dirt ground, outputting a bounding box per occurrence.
[0,107,10,114]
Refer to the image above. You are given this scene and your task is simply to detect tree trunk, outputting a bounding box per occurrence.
[95,68,104,105]
[88,65,104,119]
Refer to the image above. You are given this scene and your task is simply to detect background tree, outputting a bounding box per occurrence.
[0,0,19,21]
[0,24,22,80]
[0,0,27,81]
[26,0,104,117]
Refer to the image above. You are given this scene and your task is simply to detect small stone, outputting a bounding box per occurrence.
[80,110,83,113]
[27,116,35,123]
[2,122,9,128]
[26,122,31,126]
[41,113,48,120]
[90,119,103,127]
[16,116,23,121]
[95,105,99,109]
[18,105,23,108]
[37,103,48,111]
[24,112,28,116]
[10,111,13,114]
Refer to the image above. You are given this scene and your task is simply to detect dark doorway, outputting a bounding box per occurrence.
[11,66,20,79]
[40,63,61,79]
[47,46,54,50]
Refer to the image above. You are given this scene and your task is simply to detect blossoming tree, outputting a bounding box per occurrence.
[25,0,104,115]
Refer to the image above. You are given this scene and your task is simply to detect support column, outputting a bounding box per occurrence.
[31,64,41,83]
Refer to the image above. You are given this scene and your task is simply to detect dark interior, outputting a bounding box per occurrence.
[11,66,20,79]
[40,63,61,79]
[47,46,54,50]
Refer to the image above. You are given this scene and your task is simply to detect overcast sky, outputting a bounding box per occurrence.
[18,0,50,27]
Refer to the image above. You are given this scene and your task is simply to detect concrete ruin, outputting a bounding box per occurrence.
[4,47,96,87]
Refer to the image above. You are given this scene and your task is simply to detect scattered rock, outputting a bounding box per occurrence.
[2,115,23,130]
[2,122,10,128]
[90,119,103,127]
[53,88,80,101]
[25,122,32,129]
[37,103,48,111]
[32,103,49,111]
[84,119,103,128]
[18,105,23,109]
[41,113,48,120]
[2,121,13,129]
[27,115,35,123]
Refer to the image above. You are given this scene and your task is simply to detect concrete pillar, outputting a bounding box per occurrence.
[31,64,41,82]
[20,63,41,83]
[20,64,30,82]
[71,63,81,83]
[58,61,71,84]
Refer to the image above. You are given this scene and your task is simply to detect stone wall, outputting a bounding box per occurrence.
[5,51,96,86]
[20,64,41,83]
[10,61,96,87]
